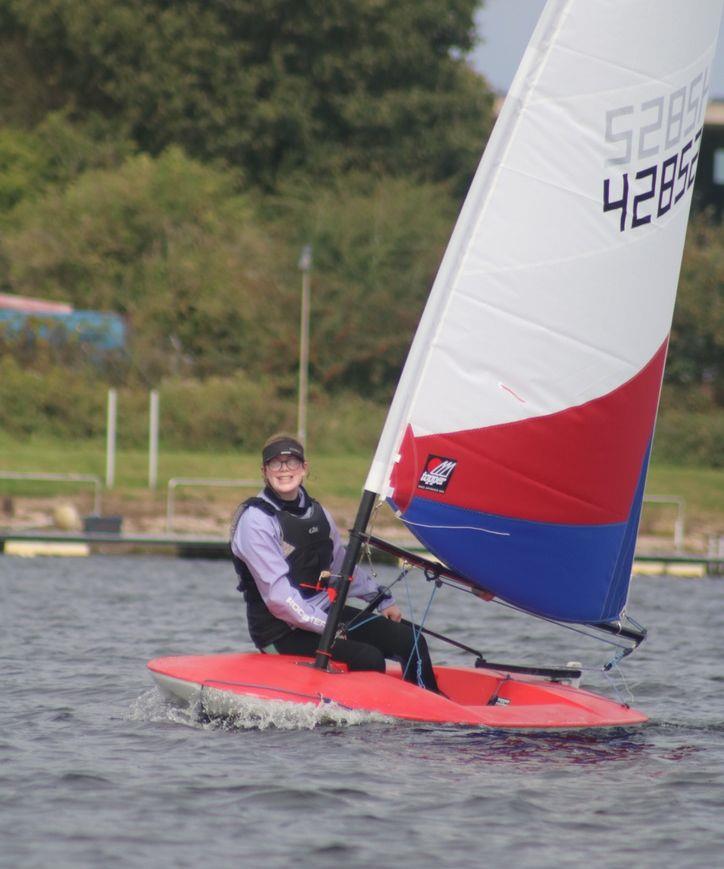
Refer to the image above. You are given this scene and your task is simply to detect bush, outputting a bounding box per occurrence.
[149,378,385,453]
[0,358,386,453]
[159,374,292,450]
[306,391,386,455]
[0,357,105,438]
[0,113,134,218]
[3,148,294,381]
[652,409,724,468]
[267,172,457,396]
[669,214,724,402]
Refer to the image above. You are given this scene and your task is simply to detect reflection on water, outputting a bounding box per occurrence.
[130,681,709,780]
[439,727,652,766]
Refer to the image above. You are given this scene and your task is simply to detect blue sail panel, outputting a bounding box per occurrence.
[602,439,653,619]
[391,438,654,623]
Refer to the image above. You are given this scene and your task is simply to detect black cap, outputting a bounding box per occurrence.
[262,436,305,465]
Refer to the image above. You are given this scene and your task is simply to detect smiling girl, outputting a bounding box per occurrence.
[230,433,439,691]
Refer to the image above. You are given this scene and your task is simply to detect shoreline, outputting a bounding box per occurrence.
[1,492,719,559]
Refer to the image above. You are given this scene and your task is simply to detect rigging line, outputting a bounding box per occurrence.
[351,515,415,629]
[361,500,389,581]
[402,574,419,682]
[602,659,635,709]
[366,499,385,549]
[345,568,410,632]
[492,599,635,656]
[402,574,439,687]
[425,572,636,656]
[398,513,511,537]
[626,613,647,634]
[399,618,486,659]
[602,642,638,672]
[345,613,383,633]
[486,595,637,655]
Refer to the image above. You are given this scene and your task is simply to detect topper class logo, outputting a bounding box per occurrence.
[417,455,457,493]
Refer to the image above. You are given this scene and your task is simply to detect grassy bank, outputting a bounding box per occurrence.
[0,433,373,500]
[1,434,722,541]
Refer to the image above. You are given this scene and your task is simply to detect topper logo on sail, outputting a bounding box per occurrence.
[418,455,457,493]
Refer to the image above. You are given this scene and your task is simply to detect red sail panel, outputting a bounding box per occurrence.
[391,340,667,526]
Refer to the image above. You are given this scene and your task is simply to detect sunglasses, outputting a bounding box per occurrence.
[266,456,303,471]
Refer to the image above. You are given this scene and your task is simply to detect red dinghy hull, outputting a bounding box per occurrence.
[147,653,647,729]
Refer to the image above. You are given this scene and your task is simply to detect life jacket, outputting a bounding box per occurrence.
[231,491,334,648]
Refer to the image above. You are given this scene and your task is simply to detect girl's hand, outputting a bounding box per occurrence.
[380,603,402,622]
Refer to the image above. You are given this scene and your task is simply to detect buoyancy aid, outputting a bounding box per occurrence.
[231,488,334,648]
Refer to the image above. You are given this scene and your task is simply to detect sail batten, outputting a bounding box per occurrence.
[365,0,723,622]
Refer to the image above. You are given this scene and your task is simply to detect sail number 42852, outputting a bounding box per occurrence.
[601,68,709,232]
[602,129,702,232]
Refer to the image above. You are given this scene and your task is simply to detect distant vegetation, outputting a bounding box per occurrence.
[0,0,721,465]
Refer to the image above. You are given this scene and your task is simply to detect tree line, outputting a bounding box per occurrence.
[0,0,489,192]
[0,1,721,462]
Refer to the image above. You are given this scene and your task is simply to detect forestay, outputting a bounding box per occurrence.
[365,0,724,622]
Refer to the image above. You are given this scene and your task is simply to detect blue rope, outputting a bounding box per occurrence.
[346,569,409,636]
[346,613,382,633]
[402,576,438,687]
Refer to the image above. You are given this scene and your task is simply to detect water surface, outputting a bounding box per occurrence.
[1,555,722,868]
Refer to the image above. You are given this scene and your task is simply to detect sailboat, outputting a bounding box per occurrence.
[149,0,724,728]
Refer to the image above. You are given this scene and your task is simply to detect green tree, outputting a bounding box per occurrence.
[668,214,724,404]
[0,128,47,212]
[0,0,492,190]
[0,112,133,217]
[3,148,293,380]
[3,152,458,393]
[270,172,457,395]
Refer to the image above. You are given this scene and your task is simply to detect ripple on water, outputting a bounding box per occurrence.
[127,686,394,732]
[3,556,724,868]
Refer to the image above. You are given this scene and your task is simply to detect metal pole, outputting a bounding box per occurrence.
[0,472,102,514]
[166,478,177,532]
[315,489,377,670]
[106,388,117,489]
[165,477,260,532]
[149,389,159,490]
[297,244,312,445]
[673,499,685,553]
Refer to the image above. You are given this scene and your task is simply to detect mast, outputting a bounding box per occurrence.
[314,490,377,669]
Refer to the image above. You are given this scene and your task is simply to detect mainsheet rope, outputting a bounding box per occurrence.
[602,659,636,708]
[426,572,640,657]
[344,563,439,690]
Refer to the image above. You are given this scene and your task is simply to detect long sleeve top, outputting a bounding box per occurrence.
[231,488,392,635]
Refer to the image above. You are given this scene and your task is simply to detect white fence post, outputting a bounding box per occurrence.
[149,389,159,490]
[106,388,117,489]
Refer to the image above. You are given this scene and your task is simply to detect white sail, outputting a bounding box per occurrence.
[364,0,723,622]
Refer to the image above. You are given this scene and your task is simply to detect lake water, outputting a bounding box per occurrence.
[1,554,723,868]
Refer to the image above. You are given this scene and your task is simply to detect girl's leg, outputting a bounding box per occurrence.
[272,624,386,673]
[344,608,439,692]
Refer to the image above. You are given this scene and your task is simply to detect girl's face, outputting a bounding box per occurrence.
[263,455,308,500]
